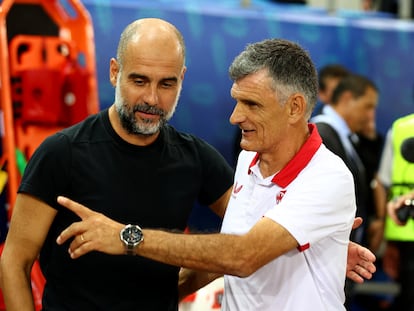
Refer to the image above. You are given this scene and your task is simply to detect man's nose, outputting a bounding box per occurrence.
[142,85,159,106]
[229,103,245,125]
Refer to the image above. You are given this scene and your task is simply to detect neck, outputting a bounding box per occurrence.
[259,127,310,178]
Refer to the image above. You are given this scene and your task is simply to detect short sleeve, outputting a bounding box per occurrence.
[18,133,72,209]
[195,138,234,206]
[265,154,356,247]
[377,129,393,187]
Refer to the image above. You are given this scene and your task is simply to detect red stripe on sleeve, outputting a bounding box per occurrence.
[297,243,310,252]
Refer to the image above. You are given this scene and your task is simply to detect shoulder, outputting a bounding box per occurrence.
[59,111,103,142]
[289,145,354,209]
[32,111,105,158]
[162,125,232,168]
[314,122,346,158]
[394,113,414,125]
[163,125,217,151]
[312,144,352,179]
[314,122,339,140]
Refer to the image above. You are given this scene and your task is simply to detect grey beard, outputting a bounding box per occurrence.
[116,103,166,136]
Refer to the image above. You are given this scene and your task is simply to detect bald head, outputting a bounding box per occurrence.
[116,18,186,69]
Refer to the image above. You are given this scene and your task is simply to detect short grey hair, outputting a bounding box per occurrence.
[229,38,318,118]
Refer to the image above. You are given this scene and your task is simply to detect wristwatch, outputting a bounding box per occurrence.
[119,224,144,255]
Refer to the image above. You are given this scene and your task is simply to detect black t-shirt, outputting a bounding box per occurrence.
[19,109,234,310]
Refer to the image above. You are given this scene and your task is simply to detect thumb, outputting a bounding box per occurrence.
[352,217,363,230]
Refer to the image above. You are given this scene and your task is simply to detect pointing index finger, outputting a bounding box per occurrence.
[57,196,94,220]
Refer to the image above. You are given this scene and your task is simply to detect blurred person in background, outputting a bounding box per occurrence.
[311,74,382,309]
[312,74,380,246]
[376,113,414,311]
[312,63,350,117]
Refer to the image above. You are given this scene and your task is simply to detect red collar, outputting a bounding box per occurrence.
[248,123,322,188]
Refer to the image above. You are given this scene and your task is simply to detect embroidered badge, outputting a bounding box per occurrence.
[275,190,287,204]
[233,181,243,194]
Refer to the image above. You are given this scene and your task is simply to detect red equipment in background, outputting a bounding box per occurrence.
[0,0,99,309]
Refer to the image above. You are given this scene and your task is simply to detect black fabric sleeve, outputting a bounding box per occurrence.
[195,138,234,206]
[18,133,72,210]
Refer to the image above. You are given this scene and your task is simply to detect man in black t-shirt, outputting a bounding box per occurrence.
[0,18,234,311]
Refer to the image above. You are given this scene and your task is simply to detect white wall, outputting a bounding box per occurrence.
[308,0,412,18]
[307,0,362,10]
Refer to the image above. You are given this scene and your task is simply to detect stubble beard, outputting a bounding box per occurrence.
[114,78,180,137]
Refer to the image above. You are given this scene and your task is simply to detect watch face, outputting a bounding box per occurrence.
[122,225,143,246]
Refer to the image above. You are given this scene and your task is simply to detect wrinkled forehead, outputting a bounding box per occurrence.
[126,36,183,68]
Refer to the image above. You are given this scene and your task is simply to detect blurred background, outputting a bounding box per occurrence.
[1,0,413,310]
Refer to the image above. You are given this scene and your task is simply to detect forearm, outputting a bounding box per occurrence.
[1,267,35,311]
[178,268,222,301]
[137,230,252,277]
[373,178,388,220]
[57,197,296,277]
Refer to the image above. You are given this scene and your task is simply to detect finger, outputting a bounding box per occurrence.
[352,217,363,230]
[366,263,376,274]
[56,222,84,245]
[358,258,377,273]
[65,233,86,251]
[355,264,373,280]
[359,247,376,263]
[57,196,94,219]
[346,270,364,284]
[70,233,89,251]
[68,237,93,259]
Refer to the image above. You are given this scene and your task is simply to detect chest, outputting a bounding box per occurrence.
[222,174,282,234]
[66,143,203,229]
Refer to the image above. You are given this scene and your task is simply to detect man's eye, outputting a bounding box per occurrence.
[162,82,174,88]
[134,80,145,85]
[246,101,258,107]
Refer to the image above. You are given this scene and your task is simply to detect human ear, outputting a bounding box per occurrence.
[287,93,306,121]
[109,58,120,87]
[180,66,187,81]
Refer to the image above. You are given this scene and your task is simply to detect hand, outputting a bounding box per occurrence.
[346,241,376,283]
[387,194,414,226]
[56,196,125,258]
[347,217,376,283]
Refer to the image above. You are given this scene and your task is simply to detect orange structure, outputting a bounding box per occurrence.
[0,0,99,309]
[0,0,99,217]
